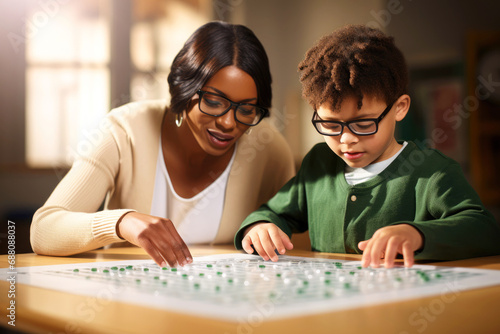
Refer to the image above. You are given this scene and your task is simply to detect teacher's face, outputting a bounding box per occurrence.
[185,65,257,157]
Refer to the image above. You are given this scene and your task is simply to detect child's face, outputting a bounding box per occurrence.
[316,95,403,168]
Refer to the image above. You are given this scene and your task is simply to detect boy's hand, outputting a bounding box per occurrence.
[241,222,294,262]
[358,224,423,268]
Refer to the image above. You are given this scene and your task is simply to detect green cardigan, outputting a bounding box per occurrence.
[235,142,500,260]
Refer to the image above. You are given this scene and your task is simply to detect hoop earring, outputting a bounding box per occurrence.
[175,113,183,127]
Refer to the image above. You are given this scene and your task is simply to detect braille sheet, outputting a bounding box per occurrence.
[2,253,500,321]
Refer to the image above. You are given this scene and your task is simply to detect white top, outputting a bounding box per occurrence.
[150,140,236,244]
[344,141,408,186]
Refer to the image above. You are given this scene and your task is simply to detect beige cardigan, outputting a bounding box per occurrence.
[31,100,295,256]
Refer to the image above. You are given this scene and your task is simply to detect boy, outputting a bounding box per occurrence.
[234,25,500,268]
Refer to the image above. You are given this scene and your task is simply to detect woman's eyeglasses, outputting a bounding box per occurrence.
[197,90,268,126]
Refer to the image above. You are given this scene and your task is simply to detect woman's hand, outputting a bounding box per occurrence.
[358,224,423,268]
[116,212,193,267]
[241,222,294,262]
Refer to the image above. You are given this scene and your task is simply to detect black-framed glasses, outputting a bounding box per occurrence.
[197,90,268,126]
[311,101,395,136]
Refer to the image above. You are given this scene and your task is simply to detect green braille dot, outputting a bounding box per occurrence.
[91,268,97,272]
[126,266,133,270]
[182,274,188,279]
[136,279,141,284]
[436,274,442,278]
[357,266,362,270]
[303,280,309,285]
[217,271,223,276]
[162,281,167,286]
[228,279,233,283]
[154,276,159,280]
[225,265,231,268]
[206,264,213,268]
[162,267,168,270]
[143,268,149,272]
[324,280,331,284]
[325,271,332,275]
[350,271,355,275]
[199,273,205,277]
[111,267,118,270]
[344,283,351,289]
[269,292,277,299]
[171,268,177,272]
[276,273,281,277]
[194,283,200,289]
[119,268,125,272]
[297,289,305,294]
[396,277,402,282]
[103,269,109,273]
[259,265,266,268]
[215,286,220,291]
[73,269,79,272]
[335,263,342,268]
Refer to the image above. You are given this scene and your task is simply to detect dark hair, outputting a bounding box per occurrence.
[167,21,272,115]
[298,24,408,110]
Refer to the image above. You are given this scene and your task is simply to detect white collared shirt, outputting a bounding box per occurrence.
[344,142,408,185]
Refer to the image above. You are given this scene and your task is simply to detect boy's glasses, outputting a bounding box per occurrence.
[311,101,395,136]
[197,90,268,126]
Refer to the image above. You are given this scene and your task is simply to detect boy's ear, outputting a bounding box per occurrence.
[395,94,411,122]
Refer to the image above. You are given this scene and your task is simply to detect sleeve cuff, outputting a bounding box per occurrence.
[92,209,136,245]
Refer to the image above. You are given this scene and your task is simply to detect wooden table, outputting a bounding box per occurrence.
[1,246,500,334]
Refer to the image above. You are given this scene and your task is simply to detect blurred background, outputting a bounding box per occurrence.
[1,0,499,254]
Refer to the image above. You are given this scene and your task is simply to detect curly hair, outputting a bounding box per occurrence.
[168,21,272,115]
[298,24,408,111]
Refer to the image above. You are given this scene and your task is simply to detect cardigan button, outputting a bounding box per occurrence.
[350,195,357,202]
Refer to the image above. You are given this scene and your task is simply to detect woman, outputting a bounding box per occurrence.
[30,21,295,267]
